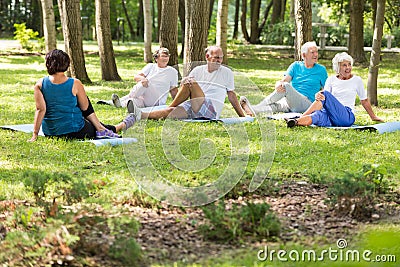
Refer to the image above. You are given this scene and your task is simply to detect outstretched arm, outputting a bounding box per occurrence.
[227,91,246,117]
[29,79,46,142]
[360,99,384,122]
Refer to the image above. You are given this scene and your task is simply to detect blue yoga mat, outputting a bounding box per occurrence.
[327,121,400,134]
[0,124,137,146]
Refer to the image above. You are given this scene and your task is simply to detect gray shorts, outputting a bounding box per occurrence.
[181,98,217,119]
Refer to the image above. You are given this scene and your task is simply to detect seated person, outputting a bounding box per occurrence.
[241,41,328,115]
[122,45,245,128]
[29,49,136,142]
[103,47,178,108]
[286,52,383,128]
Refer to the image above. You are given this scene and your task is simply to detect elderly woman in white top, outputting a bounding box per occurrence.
[105,47,178,108]
[286,52,383,128]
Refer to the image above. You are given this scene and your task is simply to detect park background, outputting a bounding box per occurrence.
[0,0,400,266]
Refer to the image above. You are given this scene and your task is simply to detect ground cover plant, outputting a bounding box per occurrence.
[0,42,399,266]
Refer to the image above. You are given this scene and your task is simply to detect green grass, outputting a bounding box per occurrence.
[0,42,399,265]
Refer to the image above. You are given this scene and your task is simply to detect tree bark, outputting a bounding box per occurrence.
[233,0,240,39]
[58,0,91,83]
[349,0,366,63]
[367,0,386,106]
[40,0,57,53]
[160,0,179,67]
[216,0,229,65]
[179,0,186,58]
[249,0,261,44]
[294,0,312,61]
[95,0,121,81]
[143,0,153,63]
[241,0,250,42]
[271,0,282,24]
[122,0,136,40]
[184,0,209,75]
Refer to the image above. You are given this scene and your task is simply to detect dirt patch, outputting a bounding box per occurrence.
[126,181,400,265]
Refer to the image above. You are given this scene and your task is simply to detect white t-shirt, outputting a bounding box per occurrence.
[324,75,367,112]
[189,65,235,118]
[141,63,178,105]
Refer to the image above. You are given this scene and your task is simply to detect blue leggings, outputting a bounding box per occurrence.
[310,91,355,127]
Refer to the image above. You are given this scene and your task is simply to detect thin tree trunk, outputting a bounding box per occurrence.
[249,0,261,44]
[184,0,209,74]
[58,0,91,83]
[122,0,136,40]
[241,0,250,42]
[349,0,366,63]
[143,0,153,62]
[294,0,312,61]
[367,0,386,106]
[40,0,57,52]
[95,0,121,81]
[160,0,179,66]
[179,0,185,58]
[216,0,229,65]
[233,0,240,39]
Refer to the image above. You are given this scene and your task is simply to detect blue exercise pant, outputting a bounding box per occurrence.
[310,91,355,127]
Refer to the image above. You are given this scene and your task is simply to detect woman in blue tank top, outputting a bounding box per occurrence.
[29,49,138,141]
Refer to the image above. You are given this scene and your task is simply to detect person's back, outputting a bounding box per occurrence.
[41,76,84,136]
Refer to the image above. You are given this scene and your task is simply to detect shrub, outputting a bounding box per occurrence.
[13,23,44,52]
[327,164,391,220]
[199,200,280,243]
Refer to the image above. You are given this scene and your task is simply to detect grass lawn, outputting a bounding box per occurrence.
[0,41,399,266]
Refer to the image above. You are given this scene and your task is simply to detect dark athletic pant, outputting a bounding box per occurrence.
[50,97,116,140]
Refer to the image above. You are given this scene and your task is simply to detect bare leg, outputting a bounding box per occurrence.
[86,113,107,131]
[302,100,323,116]
[169,81,205,113]
[296,116,313,126]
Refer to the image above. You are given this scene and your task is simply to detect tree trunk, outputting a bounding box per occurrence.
[259,1,273,31]
[58,0,91,83]
[143,0,153,63]
[249,0,261,44]
[233,0,240,39]
[184,0,209,75]
[137,0,144,38]
[160,0,179,67]
[179,0,186,58]
[280,0,286,21]
[95,0,121,81]
[294,0,312,61]
[349,0,366,63]
[157,0,162,41]
[122,0,136,40]
[216,0,229,65]
[208,0,216,30]
[367,0,386,106]
[40,0,57,52]
[241,0,250,42]
[271,0,282,24]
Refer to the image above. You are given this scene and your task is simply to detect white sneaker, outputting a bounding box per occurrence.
[127,99,142,121]
[112,93,122,108]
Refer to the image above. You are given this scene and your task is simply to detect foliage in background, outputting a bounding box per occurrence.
[327,164,392,220]
[13,23,44,52]
[199,201,280,243]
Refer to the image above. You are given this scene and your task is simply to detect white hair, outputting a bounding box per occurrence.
[301,41,317,55]
[332,52,354,73]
